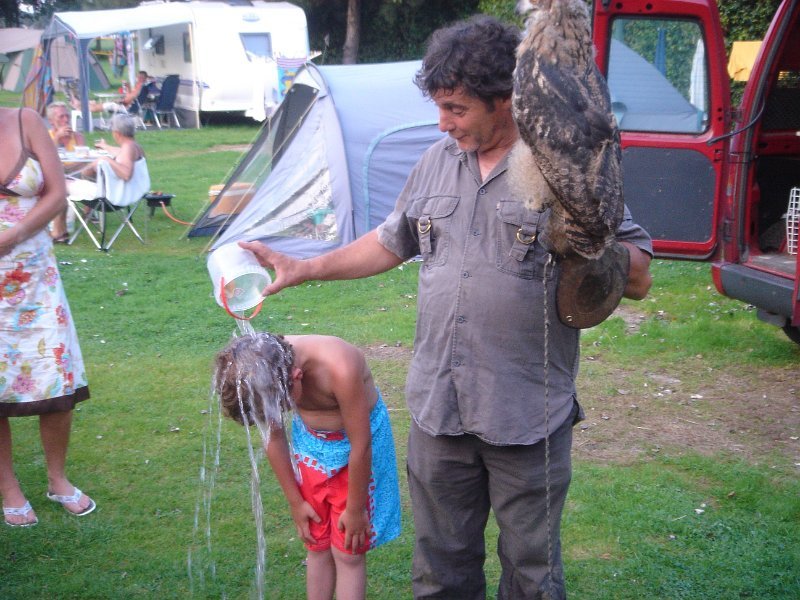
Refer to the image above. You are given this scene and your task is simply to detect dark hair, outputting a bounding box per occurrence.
[414,15,520,108]
[213,332,294,426]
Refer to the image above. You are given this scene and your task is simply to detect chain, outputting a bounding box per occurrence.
[542,252,555,592]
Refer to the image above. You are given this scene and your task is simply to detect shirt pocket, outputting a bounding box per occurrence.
[407,195,459,268]
[495,199,551,280]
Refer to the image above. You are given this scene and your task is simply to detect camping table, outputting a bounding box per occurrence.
[59,149,109,177]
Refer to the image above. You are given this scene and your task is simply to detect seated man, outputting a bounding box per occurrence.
[70,71,151,115]
[47,101,85,150]
[46,101,85,243]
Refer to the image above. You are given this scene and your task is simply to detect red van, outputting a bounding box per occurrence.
[592,0,800,344]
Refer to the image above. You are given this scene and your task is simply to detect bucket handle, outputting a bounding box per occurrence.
[220,277,264,320]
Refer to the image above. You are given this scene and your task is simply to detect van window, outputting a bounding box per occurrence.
[607,18,707,134]
[240,33,273,61]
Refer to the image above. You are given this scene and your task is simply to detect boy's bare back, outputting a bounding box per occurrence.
[284,334,377,432]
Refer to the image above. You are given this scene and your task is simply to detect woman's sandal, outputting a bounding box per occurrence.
[46,487,96,517]
[3,501,39,527]
[52,233,70,244]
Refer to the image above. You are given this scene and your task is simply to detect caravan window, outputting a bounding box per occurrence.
[240,33,273,61]
[607,18,708,134]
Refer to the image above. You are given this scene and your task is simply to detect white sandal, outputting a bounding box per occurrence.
[46,487,96,516]
[3,501,39,527]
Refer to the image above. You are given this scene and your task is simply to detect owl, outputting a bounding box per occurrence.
[508,0,623,260]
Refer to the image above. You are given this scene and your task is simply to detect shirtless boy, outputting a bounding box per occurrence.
[214,332,400,600]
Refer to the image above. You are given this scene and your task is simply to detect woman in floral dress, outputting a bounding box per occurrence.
[0,106,94,527]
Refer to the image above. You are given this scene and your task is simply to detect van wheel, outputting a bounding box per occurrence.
[782,324,800,345]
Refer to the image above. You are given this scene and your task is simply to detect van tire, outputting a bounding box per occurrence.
[782,324,800,346]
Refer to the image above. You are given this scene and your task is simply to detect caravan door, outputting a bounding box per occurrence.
[592,0,729,259]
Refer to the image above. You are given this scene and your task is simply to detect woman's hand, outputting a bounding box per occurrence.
[0,229,18,259]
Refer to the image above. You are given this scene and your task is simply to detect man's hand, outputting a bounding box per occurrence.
[289,500,321,546]
[239,241,310,296]
[338,506,370,552]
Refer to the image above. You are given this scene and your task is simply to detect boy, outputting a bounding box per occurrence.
[214,332,400,600]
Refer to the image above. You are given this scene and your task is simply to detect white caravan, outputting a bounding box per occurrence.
[44,0,309,129]
[136,0,309,122]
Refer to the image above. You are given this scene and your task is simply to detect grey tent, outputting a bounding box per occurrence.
[189,61,443,258]
[0,28,41,92]
[0,28,108,94]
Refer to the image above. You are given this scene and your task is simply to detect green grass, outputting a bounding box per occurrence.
[0,102,798,599]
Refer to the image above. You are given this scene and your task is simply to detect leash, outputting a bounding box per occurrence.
[543,252,555,590]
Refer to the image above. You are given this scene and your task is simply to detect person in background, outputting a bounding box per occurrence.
[214,332,401,600]
[241,15,652,599]
[45,101,84,243]
[70,70,150,115]
[66,114,148,219]
[0,106,94,527]
[86,113,145,181]
[46,101,85,151]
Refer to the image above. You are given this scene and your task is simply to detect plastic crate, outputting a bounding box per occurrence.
[787,187,800,255]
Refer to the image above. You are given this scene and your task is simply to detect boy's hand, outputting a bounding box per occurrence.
[338,507,370,551]
[289,500,321,545]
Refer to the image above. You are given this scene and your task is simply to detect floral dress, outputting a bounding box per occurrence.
[0,135,89,416]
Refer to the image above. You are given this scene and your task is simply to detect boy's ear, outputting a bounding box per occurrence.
[291,366,303,382]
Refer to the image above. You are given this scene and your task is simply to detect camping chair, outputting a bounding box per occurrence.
[150,75,181,129]
[67,158,151,251]
[128,84,153,130]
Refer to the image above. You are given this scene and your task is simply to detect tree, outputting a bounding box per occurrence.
[0,0,20,27]
[342,0,360,64]
[297,0,479,64]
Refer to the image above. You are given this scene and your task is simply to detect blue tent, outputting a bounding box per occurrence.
[189,61,443,258]
[607,38,704,133]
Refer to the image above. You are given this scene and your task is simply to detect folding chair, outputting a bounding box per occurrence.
[67,159,151,251]
[149,75,181,129]
[128,86,150,130]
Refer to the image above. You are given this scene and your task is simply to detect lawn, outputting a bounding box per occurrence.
[0,97,798,599]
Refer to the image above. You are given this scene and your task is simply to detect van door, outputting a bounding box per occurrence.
[592,0,730,258]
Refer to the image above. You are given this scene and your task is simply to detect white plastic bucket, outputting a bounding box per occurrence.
[207,243,271,314]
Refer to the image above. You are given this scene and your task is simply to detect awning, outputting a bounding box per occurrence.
[44,6,194,40]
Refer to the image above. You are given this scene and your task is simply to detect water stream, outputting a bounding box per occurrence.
[189,318,297,598]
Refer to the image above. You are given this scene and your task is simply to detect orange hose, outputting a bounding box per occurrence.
[158,201,193,226]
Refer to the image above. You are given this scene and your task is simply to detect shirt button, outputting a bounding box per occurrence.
[456,316,466,323]
[453,360,461,367]
[462,271,469,278]
[472,230,480,236]
[479,188,487,195]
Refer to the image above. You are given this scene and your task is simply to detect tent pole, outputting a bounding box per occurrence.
[189,23,200,128]
[78,37,92,133]
[127,31,135,87]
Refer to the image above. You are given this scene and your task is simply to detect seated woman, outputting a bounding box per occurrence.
[67,114,148,207]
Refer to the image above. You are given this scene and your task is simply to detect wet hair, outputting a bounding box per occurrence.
[414,15,520,109]
[213,332,295,427]
[110,113,136,138]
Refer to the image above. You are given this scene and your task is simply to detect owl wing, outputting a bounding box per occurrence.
[512,51,623,244]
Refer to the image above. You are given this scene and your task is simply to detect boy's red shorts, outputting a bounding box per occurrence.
[297,460,370,555]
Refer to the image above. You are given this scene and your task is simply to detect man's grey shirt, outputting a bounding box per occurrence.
[378,137,652,445]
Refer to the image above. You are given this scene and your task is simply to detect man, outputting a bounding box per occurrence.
[46,101,85,151]
[46,101,85,242]
[242,15,652,599]
[70,70,150,114]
